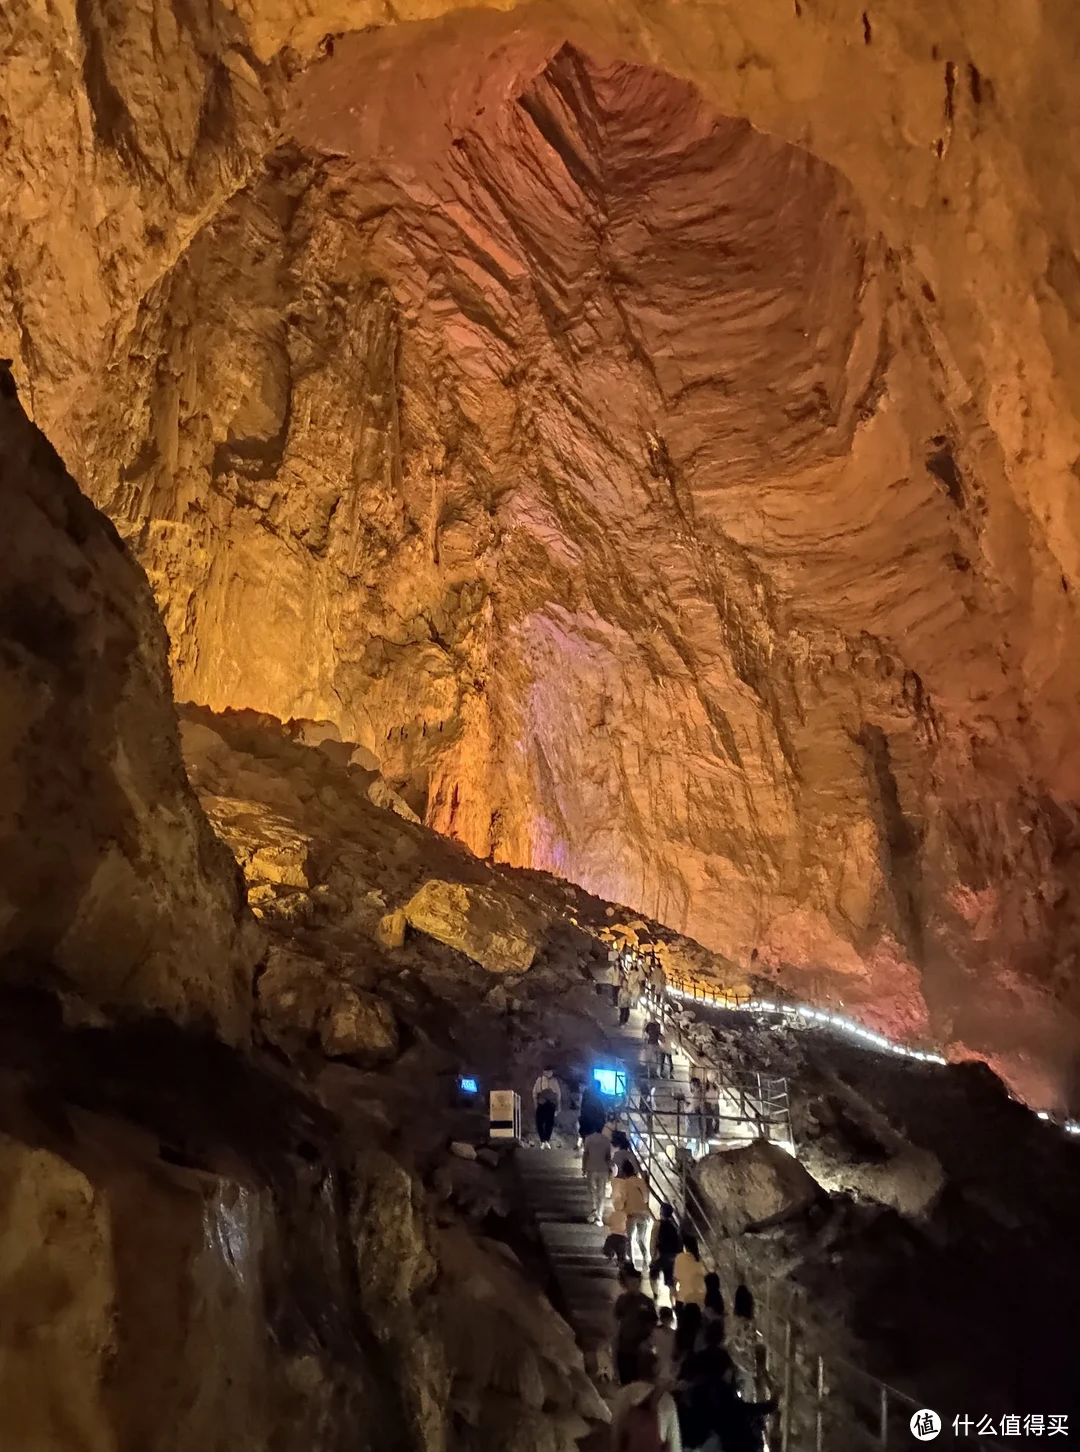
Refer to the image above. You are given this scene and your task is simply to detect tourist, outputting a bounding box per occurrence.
[613,1269,659,1387]
[611,1129,637,1174]
[702,1074,719,1139]
[672,1302,703,1374]
[651,956,667,1000]
[659,1023,675,1080]
[728,1285,764,1394]
[603,1205,630,1267]
[651,1305,677,1382]
[648,1202,682,1302]
[617,980,634,1026]
[579,1086,607,1141]
[703,1272,725,1327]
[611,1345,683,1452]
[687,1077,706,1155]
[643,1017,664,1078]
[611,1159,651,1269]
[678,1320,777,1452]
[596,949,621,1006]
[532,1066,562,1147]
[582,1126,614,1224]
[673,1233,707,1309]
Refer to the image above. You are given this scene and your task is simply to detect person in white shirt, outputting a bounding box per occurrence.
[532,1068,562,1147]
[610,1346,683,1452]
[582,1129,614,1223]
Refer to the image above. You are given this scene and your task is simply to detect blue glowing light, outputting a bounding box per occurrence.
[459,1076,479,1094]
[592,1068,628,1098]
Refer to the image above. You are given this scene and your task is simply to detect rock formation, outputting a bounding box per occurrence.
[0,364,256,1035]
[15,0,1080,1099]
[5,4,1080,1100]
[0,378,620,1452]
[2,360,1078,1441]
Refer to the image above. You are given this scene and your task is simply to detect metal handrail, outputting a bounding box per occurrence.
[639,988,794,1147]
[613,1057,1005,1450]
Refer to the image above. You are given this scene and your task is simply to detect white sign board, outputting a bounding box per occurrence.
[488,1089,521,1141]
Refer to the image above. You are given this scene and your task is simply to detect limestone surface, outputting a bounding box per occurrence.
[6,1,1080,1103]
[694,1138,824,1235]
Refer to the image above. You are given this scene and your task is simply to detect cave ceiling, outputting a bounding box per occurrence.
[4,0,1080,1102]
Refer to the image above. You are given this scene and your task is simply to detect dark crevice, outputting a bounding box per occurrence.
[944,61,957,123]
[862,12,872,44]
[968,62,983,106]
[855,725,924,961]
[926,443,965,509]
[74,0,146,171]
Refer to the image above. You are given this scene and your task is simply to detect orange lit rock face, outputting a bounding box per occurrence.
[14,16,1080,1105]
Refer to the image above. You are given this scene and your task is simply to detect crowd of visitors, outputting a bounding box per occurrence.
[525,939,780,1449]
[610,1248,777,1452]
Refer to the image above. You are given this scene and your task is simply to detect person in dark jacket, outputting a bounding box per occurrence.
[649,1202,683,1301]
[672,1302,703,1374]
[613,1268,659,1386]
[678,1321,777,1452]
[703,1272,725,1326]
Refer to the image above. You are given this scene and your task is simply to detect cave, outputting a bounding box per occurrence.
[2,3,1080,1448]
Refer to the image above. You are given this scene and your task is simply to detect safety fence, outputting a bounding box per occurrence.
[638,984,794,1151]
[617,1081,1006,1451]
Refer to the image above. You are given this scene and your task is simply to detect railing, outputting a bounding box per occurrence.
[617,1067,1005,1451]
[639,986,794,1150]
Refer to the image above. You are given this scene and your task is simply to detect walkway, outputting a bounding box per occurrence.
[516,1147,619,1372]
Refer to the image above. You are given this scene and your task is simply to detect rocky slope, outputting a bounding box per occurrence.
[5,3,1080,1106]
[687,1005,1080,1430]
[0,374,620,1452]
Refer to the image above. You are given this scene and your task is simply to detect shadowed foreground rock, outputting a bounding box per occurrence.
[0,367,257,1035]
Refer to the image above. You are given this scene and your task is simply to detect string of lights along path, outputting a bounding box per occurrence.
[661,980,1080,1138]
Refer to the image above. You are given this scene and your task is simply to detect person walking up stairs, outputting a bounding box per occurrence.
[533,1067,562,1147]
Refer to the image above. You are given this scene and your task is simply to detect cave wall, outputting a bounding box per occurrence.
[0,368,257,1033]
[5,2,1080,1099]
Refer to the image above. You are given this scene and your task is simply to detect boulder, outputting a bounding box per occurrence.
[803,1143,944,1218]
[450,1141,478,1161]
[694,1140,823,1234]
[376,908,407,949]
[256,943,398,1063]
[403,879,545,974]
[349,743,382,772]
[319,986,398,1061]
[368,776,422,824]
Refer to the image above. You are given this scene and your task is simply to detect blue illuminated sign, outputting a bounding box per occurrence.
[592,1068,628,1098]
[459,1076,479,1094]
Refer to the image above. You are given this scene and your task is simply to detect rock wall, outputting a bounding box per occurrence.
[0,367,257,1034]
[5,3,1080,1099]
[0,987,606,1452]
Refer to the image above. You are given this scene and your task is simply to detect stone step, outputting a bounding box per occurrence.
[518,1146,620,1355]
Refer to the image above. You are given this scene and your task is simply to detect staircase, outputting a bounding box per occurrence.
[516,1147,620,1367]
